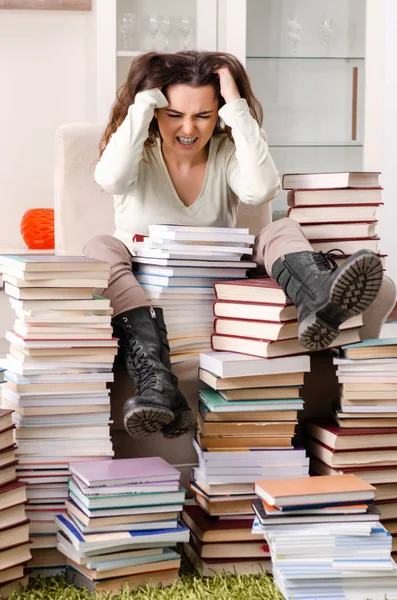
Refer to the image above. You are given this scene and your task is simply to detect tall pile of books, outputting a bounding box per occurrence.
[182,351,311,575]
[283,171,385,268]
[129,225,255,363]
[252,474,397,600]
[0,255,117,575]
[0,405,30,595]
[308,337,397,560]
[210,277,363,357]
[55,457,189,593]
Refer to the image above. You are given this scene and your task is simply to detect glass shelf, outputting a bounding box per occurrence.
[247,56,364,60]
[117,50,142,57]
[268,142,363,148]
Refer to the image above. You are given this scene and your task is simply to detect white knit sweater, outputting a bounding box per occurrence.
[94,89,281,247]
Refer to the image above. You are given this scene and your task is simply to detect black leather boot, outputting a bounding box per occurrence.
[112,306,178,438]
[271,249,383,351]
[154,309,196,439]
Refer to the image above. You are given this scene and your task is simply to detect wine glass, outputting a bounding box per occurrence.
[148,14,160,50]
[319,15,334,56]
[179,15,194,50]
[287,14,302,57]
[119,13,136,52]
[161,15,172,50]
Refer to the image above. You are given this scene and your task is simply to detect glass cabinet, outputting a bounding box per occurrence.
[96,0,382,214]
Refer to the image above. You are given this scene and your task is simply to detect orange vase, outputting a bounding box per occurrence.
[20,208,55,250]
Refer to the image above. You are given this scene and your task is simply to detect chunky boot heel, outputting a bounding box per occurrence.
[272,249,383,351]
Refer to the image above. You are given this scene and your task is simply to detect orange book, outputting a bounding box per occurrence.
[254,474,375,507]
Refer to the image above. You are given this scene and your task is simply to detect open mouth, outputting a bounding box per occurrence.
[177,136,198,146]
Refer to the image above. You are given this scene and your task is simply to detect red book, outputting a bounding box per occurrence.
[306,419,397,451]
[0,482,27,512]
[213,300,297,323]
[182,505,260,543]
[287,204,380,224]
[287,188,383,207]
[0,410,13,433]
[282,171,381,190]
[211,327,361,360]
[213,278,289,305]
[214,317,298,342]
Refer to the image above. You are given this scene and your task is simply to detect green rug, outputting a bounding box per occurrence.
[1,570,284,600]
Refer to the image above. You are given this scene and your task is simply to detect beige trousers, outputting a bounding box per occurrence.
[83,218,395,339]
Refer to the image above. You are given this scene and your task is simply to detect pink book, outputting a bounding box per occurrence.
[69,457,181,487]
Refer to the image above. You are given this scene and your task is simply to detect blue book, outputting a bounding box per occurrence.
[55,514,189,552]
[342,338,397,349]
[341,337,397,359]
[199,389,303,412]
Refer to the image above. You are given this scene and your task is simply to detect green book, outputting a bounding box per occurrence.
[199,389,303,412]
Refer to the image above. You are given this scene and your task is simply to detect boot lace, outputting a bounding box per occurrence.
[312,249,346,272]
[125,339,164,394]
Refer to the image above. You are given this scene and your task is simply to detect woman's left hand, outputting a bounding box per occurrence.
[215,67,241,103]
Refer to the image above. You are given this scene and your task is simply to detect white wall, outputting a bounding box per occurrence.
[378,0,397,289]
[0,5,96,251]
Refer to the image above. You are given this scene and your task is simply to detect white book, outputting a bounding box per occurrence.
[151,298,213,306]
[2,274,108,288]
[13,414,110,427]
[2,388,110,406]
[5,330,118,348]
[9,297,111,311]
[5,370,114,384]
[131,249,245,260]
[162,314,214,324]
[136,240,252,254]
[4,283,94,301]
[334,357,397,368]
[131,257,256,268]
[194,440,307,462]
[148,230,254,244]
[148,225,250,234]
[136,274,234,287]
[135,265,248,277]
[142,285,214,296]
[199,352,311,378]
[2,268,109,281]
[16,426,110,439]
[16,314,112,324]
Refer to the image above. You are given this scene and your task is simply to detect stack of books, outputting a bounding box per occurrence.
[210,278,363,357]
[54,457,189,593]
[182,351,311,575]
[0,255,117,574]
[129,225,256,363]
[0,407,30,595]
[252,474,397,600]
[283,171,386,267]
[308,337,397,559]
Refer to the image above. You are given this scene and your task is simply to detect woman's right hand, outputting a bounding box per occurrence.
[135,88,169,109]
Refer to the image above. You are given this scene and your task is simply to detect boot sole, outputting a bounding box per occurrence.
[161,409,196,439]
[299,251,383,351]
[123,406,174,438]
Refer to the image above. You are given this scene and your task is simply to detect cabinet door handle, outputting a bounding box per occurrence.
[352,66,358,141]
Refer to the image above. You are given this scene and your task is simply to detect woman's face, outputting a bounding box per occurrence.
[156,84,219,157]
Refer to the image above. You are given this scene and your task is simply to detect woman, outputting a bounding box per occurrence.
[85,50,391,440]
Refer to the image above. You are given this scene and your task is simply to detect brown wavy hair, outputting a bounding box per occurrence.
[98,50,263,157]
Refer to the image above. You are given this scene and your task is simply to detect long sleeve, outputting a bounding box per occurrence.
[219,98,281,206]
[94,89,169,196]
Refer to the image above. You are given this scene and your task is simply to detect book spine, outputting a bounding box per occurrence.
[213,283,220,301]
[287,190,296,207]
[288,203,383,209]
